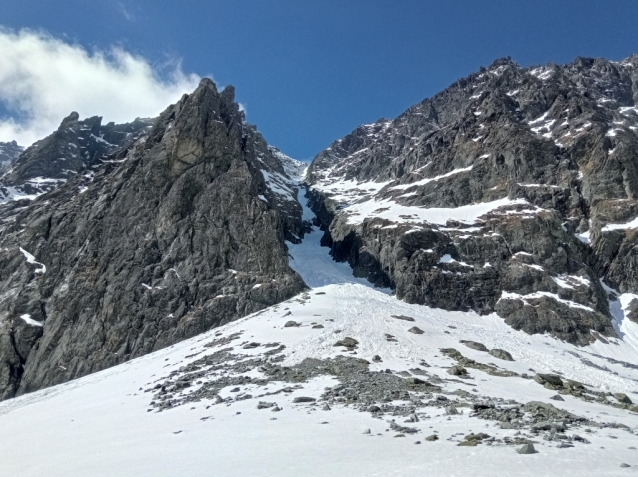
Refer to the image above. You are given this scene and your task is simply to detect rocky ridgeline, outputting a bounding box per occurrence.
[0,114,153,205]
[305,55,638,345]
[0,140,24,175]
[0,78,307,399]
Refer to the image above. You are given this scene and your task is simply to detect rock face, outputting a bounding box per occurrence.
[0,114,153,204]
[0,141,24,174]
[0,78,306,399]
[305,55,638,345]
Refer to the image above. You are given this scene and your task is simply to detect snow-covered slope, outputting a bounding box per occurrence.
[2,190,638,476]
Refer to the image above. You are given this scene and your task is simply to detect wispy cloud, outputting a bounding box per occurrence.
[0,27,201,146]
[117,2,135,22]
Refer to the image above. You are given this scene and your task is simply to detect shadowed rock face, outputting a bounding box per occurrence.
[0,141,24,175]
[306,55,638,345]
[0,78,306,399]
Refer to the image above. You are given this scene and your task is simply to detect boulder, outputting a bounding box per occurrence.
[489,349,514,361]
[460,340,489,352]
[517,444,537,454]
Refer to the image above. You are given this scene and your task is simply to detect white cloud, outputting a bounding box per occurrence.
[0,28,201,147]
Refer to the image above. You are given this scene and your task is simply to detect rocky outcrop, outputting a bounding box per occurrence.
[0,114,153,203]
[306,55,638,345]
[0,78,306,399]
[0,141,23,174]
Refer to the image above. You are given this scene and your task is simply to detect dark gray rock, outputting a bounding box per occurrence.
[534,374,564,386]
[391,315,415,322]
[517,443,537,454]
[461,340,489,352]
[614,393,633,404]
[292,396,316,403]
[532,420,567,432]
[0,140,24,175]
[0,79,307,399]
[447,365,468,376]
[284,321,301,328]
[1,114,152,203]
[389,420,419,434]
[305,55,638,344]
[257,401,277,409]
[334,337,359,348]
[489,349,514,361]
[405,377,427,385]
[407,326,424,334]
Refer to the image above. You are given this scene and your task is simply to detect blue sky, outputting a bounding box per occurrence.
[2,0,638,160]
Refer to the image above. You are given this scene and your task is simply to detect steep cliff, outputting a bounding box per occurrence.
[306,55,638,345]
[0,78,306,398]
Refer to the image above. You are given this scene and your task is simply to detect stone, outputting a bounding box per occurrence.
[534,374,564,386]
[532,420,566,432]
[363,428,371,434]
[407,326,424,335]
[614,393,633,404]
[292,397,316,403]
[284,321,301,328]
[391,315,415,322]
[425,434,438,441]
[367,405,382,413]
[312,324,324,329]
[556,442,574,449]
[460,341,489,352]
[621,463,631,468]
[489,349,514,361]
[517,444,537,454]
[549,395,565,401]
[372,355,383,362]
[257,401,276,409]
[405,377,427,385]
[447,366,468,376]
[334,337,359,348]
[457,440,478,446]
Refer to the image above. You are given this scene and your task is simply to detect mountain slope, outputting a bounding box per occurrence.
[0,78,307,399]
[1,194,638,476]
[306,55,638,345]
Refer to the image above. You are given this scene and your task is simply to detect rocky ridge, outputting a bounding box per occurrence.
[0,78,307,399]
[0,114,153,205]
[305,55,638,345]
[0,140,24,175]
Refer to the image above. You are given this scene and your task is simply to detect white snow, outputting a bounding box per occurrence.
[19,314,43,327]
[389,166,473,191]
[19,247,46,274]
[499,291,594,312]
[344,197,529,226]
[602,217,638,232]
[3,188,638,476]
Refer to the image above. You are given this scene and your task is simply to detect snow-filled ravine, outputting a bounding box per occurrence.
[3,189,638,476]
